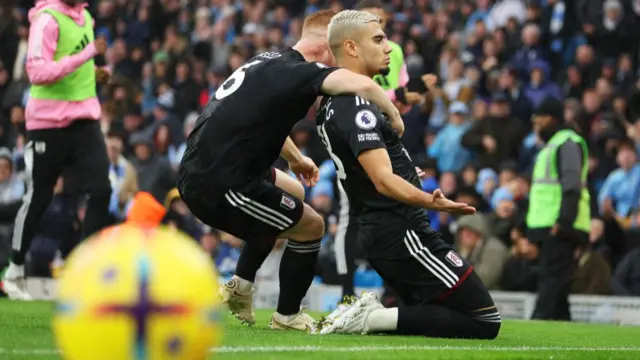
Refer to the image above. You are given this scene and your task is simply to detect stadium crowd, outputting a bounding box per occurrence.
[0,0,640,298]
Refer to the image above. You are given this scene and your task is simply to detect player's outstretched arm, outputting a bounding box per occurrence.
[321,69,404,136]
[358,149,475,215]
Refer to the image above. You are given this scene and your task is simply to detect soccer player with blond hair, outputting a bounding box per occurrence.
[315,10,500,340]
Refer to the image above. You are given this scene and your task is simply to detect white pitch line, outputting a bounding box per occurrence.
[208,346,640,353]
[1,345,640,355]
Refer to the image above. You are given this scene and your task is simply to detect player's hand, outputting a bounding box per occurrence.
[387,110,405,137]
[94,37,108,55]
[429,189,476,215]
[289,156,319,187]
[415,167,427,179]
[95,67,111,84]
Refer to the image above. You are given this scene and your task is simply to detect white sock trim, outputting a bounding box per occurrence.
[234,276,254,293]
[365,308,398,333]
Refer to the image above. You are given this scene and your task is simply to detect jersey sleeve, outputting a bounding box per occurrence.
[334,98,386,158]
[284,61,339,97]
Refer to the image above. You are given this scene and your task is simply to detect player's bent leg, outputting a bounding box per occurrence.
[229,168,305,294]
[393,271,501,339]
[320,228,501,339]
[270,203,325,331]
[277,203,325,241]
[320,278,500,339]
[273,168,305,201]
[224,169,306,325]
[179,190,261,326]
[390,268,501,339]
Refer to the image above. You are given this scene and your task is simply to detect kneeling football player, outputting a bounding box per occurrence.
[314,10,500,339]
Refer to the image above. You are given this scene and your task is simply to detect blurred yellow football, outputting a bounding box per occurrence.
[53,224,222,360]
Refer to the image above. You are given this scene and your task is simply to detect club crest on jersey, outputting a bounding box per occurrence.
[355,109,377,130]
[445,251,463,268]
[280,195,296,210]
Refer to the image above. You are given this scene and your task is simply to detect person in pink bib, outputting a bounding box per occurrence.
[2,0,112,301]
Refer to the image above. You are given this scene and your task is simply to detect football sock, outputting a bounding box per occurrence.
[365,308,398,332]
[234,238,277,283]
[277,239,322,315]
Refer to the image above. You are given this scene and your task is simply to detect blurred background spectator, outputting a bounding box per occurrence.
[1,0,640,298]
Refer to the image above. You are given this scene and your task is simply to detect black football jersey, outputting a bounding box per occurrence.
[179,49,337,191]
[316,95,426,220]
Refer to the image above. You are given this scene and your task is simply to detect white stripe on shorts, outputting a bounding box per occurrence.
[404,230,459,288]
[225,191,290,230]
[229,190,293,225]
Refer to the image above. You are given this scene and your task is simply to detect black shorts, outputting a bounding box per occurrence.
[180,168,304,240]
[26,120,110,193]
[362,216,477,304]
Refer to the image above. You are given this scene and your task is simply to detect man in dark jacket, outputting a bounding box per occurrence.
[461,93,527,170]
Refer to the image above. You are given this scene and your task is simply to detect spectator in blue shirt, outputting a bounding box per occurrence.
[598,141,640,219]
[465,0,493,31]
[428,101,473,173]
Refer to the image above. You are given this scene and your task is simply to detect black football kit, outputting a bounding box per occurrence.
[178,49,338,316]
[316,95,500,339]
[179,49,336,239]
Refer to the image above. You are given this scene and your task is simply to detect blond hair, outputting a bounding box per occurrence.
[327,10,381,55]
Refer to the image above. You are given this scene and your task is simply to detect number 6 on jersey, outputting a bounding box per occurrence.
[215,60,262,100]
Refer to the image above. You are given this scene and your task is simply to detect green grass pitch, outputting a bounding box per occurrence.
[1,299,640,359]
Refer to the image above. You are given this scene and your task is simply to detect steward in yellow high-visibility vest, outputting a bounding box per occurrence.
[527,97,591,321]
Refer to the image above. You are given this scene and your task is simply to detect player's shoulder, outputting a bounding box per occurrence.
[326,94,381,112]
[276,48,332,70]
[244,49,299,69]
[323,95,383,131]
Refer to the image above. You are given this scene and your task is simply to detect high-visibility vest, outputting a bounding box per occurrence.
[29,9,96,102]
[526,129,591,233]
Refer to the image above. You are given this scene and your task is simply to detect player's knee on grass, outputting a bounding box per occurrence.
[480,321,501,340]
[281,204,325,241]
[274,168,305,201]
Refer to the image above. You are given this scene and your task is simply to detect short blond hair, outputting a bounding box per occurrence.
[327,10,381,55]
